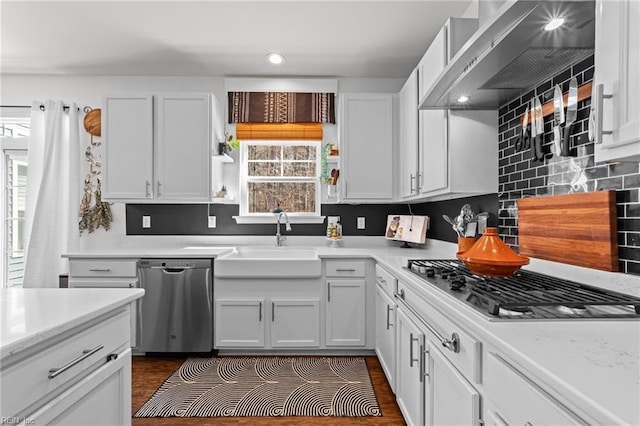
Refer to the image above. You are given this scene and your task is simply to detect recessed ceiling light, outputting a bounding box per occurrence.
[457,95,470,103]
[544,18,565,31]
[267,53,285,65]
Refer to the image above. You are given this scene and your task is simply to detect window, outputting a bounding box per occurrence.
[240,140,321,216]
[1,112,30,288]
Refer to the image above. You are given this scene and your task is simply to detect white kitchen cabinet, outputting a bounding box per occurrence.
[215,298,266,348]
[398,69,419,198]
[426,340,480,426]
[27,348,131,426]
[485,352,585,425]
[419,109,497,200]
[67,258,139,349]
[417,17,478,106]
[102,92,214,201]
[339,93,394,201]
[395,306,425,426]
[270,298,320,348]
[594,0,640,162]
[325,279,366,346]
[375,284,397,391]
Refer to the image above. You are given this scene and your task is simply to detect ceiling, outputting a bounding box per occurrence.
[0,0,473,79]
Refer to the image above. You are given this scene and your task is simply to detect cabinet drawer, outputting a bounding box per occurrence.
[69,259,138,278]
[325,260,365,277]
[375,264,397,296]
[1,310,130,417]
[485,353,584,425]
[397,280,482,384]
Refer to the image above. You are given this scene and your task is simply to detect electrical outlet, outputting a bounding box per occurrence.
[208,216,216,228]
[357,217,366,229]
[142,216,151,228]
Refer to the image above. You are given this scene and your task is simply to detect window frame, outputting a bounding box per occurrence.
[238,139,322,218]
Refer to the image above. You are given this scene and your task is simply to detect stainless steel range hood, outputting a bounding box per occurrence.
[419,0,595,109]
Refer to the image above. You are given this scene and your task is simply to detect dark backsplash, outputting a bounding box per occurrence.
[126,193,498,242]
[497,55,640,274]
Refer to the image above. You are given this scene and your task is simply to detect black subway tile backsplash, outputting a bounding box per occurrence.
[496,54,640,275]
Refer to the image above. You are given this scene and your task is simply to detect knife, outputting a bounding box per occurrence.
[562,78,578,156]
[552,85,564,156]
[529,98,537,160]
[515,103,529,151]
[534,96,545,160]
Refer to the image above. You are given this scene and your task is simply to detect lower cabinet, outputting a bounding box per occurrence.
[395,306,425,426]
[426,340,480,425]
[375,284,396,391]
[325,279,366,346]
[215,298,320,349]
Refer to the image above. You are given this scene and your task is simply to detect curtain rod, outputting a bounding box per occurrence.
[0,104,93,112]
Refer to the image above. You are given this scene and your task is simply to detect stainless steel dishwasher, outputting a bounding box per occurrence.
[138,259,213,353]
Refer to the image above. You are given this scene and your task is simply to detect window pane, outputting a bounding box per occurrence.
[248,145,281,161]
[283,162,316,177]
[0,120,30,138]
[248,182,316,213]
[5,150,27,288]
[284,145,317,160]
[248,162,282,176]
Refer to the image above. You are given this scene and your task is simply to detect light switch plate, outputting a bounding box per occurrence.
[142,216,151,228]
[208,216,216,228]
[357,217,366,229]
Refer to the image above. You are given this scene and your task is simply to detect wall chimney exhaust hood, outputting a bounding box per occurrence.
[420,1,595,110]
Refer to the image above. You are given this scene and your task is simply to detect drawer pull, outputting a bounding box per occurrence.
[48,344,104,379]
[89,268,111,272]
[335,268,356,272]
[386,305,393,330]
[259,302,263,322]
[409,333,420,368]
[272,302,275,322]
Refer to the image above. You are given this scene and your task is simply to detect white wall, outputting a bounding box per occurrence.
[1,74,403,251]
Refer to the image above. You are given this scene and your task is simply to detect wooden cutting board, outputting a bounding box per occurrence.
[517,191,618,272]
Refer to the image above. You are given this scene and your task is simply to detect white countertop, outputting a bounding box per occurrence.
[0,288,145,360]
[62,236,640,424]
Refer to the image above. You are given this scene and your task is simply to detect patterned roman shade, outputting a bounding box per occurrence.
[228,92,335,124]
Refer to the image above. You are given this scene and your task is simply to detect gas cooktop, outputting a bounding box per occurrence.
[406,259,640,320]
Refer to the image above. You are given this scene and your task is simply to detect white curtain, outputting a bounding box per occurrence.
[23,100,81,288]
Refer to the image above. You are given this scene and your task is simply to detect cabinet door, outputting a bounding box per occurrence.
[375,285,396,391]
[419,109,448,194]
[325,279,365,346]
[156,93,211,200]
[594,0,640,162]
[426,341,480,426]
[215,299,265,347]
[271,298,320,348]
[340,94,393,200]
[418,25,447,102]
[28,348,131,426]
[398,69,419,198]
[395,307,424,426]
[102,94,153,200]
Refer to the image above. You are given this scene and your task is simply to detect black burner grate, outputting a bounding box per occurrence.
[407,260,640,318]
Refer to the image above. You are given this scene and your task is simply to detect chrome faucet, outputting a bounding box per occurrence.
[273,205,292,246]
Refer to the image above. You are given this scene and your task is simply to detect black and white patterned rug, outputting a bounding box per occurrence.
[134,356,381,418]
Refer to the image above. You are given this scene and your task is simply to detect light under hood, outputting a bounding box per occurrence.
[420,0,595,109]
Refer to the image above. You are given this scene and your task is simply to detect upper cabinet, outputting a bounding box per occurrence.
[103,92,217,202]
[417,18,477,105]
[339,93,394,201]
[398,70,419,198]
[593,0,640,162]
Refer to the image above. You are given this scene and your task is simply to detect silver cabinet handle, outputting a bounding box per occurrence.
[410,174,416,193]
[386,305,393,330]
[88,268,111,272]
[422,346,430,380]
[157,181,162,196]
[336,268,356,272]
[595,83,613,144]
[259,302,262,322]
[418,343,425,383]
[272,302,275,322]
[48,345,104,379]
[327,282,331,302]
[409,333,420,368]
[145,180,151,197]
[418,172,423,191]
[376,276,386,284]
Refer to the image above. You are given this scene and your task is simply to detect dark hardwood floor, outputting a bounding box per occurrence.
[131,355,405,426]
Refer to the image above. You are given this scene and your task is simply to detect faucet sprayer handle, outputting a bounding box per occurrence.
[285,223,292,232]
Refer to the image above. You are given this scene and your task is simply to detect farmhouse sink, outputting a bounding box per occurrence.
[214,247,321,278]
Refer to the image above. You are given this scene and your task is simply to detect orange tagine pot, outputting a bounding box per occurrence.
[456,227,529,277]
